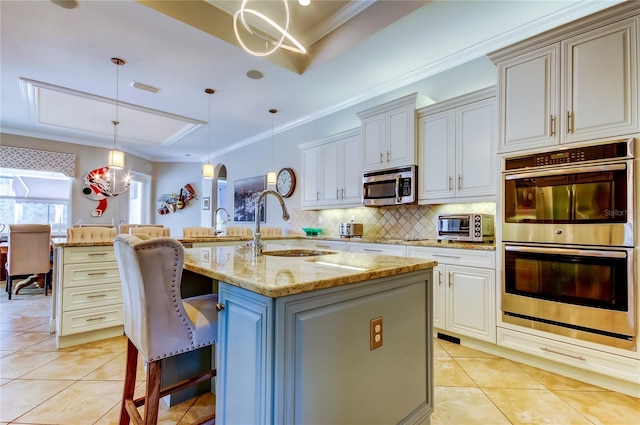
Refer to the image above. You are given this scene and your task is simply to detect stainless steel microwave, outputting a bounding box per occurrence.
[362,165,417,207]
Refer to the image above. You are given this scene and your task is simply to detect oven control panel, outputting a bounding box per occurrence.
[504,140,630,171]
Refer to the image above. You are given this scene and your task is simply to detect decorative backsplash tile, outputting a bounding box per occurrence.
[289,202,496,239]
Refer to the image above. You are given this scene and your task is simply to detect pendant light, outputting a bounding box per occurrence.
[266,108,277,185]
[202,88,216,179]
[108,58,126,169]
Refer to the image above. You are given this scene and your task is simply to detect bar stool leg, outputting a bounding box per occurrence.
[120,339,138,425]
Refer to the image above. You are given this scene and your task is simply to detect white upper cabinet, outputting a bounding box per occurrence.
[491,6,639,153]
[418,88,497,204]
[358,93,433,172]
[299,128,362,210]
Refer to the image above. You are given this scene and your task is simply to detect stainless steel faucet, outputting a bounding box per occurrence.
[213,207,231,236]
[253,189,290,256]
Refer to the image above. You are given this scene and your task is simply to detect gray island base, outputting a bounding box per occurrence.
[183,245,436,424]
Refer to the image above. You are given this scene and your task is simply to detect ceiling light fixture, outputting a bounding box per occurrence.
[202,88,216,179]
[233,0,306,57]
[108,58,125,169]
[266,108,278,186]
[298,0,311,6]
[130,81,160,93]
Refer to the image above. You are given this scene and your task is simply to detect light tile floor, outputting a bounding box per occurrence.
[1,288,639,424]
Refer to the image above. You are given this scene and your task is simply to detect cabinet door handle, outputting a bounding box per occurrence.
[448,272,453,287]
[437,270,443,286]
[540,347,585,360]
[336,188,340,200]
[387,151,390,162]
[316,191,319,201]
[341,188,345,200]
[379,152,383,164]
[550,114,555,136]
[567,111,573,133]
[448,176,453,191]
[216,303,225,312]
[458,175,462,190]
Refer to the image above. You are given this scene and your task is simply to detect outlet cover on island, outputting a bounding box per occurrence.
[318,216,322,224]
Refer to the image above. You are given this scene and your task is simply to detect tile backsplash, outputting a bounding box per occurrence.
[289,202,496,239]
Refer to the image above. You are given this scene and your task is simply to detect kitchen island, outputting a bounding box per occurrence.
[183,244,437,425]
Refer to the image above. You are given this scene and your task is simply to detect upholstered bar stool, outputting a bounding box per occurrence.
[183,226,215,238]
[225,226,252,237]
[129,226,170,238]
[113,234,217,425]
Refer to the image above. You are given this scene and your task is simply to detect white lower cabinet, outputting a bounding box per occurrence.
[296,239,347,251]
[407,246,496,343]
[55,245,124,348]
[346,241,406,256]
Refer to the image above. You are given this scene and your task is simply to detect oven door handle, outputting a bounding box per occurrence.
[504,163,626,180]
[505,245,627,258]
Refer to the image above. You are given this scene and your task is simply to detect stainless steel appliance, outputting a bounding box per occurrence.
[437,214,494,242]
[501,138,636,350]
[502,138,634,246]
[362,165,416,207]
[502,243,635,349]
[339,222,363,238]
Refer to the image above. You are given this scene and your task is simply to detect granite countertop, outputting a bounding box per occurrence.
[55,235,495,251]
[183,245,437,298]
[305,236,496,251]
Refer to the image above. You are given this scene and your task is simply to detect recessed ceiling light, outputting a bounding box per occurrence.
[131,81,160,93]
[246,70,263,80]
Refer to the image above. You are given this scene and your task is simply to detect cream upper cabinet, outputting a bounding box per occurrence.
[492,8,639,153]
[418,88,496,204]
[358,93,433,172]
[299,128,362,209]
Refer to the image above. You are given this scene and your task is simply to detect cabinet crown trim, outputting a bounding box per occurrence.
[417,86,496,117]
[356,92,434,119]
[298,127,360,150]
[488,2,639,63]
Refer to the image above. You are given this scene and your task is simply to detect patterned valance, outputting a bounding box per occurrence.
[0,145,76,177]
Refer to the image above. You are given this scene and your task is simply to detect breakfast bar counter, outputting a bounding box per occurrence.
[183,244,436,425]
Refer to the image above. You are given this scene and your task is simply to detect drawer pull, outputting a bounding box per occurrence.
[88,252,108,256]
[432,254,460,259]
[87,294,107,299]
[87,272,108,276]
[315,245,331,249]
[363,248,383,253]
[86,316,106,322]
[540,347,585,361]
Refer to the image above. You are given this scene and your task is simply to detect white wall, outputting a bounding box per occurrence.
[1,133,153,228]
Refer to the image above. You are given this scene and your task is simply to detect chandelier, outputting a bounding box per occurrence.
[233,0,307,57]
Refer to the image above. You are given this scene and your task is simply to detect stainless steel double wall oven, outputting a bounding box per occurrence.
[501,138,636,350]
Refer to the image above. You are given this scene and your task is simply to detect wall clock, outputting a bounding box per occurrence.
[276,167,296,198]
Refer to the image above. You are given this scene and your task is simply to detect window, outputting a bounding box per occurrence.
[0,168,72,236]
[128,171,151,224]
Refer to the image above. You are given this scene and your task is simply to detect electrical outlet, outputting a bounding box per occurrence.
[370,316,383,350]
[317,216,323,224]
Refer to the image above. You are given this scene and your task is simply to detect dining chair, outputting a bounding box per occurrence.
[5,224,52,300]
[129,227,170,238]
[113,234,218,425]
[66,227,117,243]
[183,226,215,238]
[258,226,282,237]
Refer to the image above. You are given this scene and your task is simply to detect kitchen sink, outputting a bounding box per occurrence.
[263,249,336,257]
